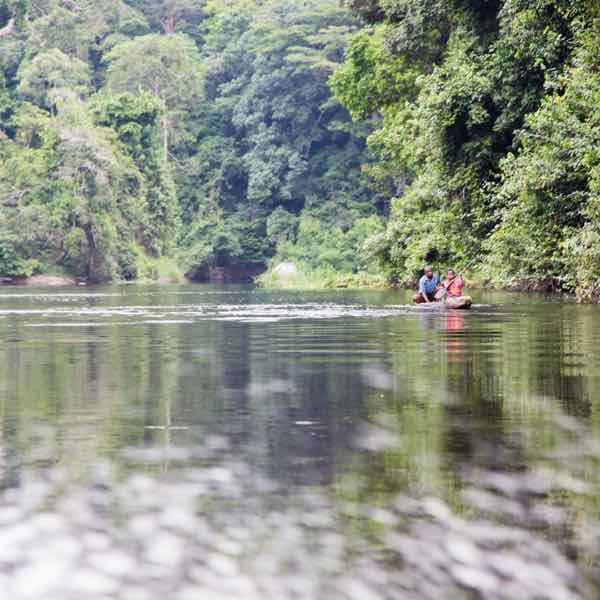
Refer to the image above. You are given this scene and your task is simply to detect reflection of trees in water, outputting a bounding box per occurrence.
[340,301,600,510]
[0,290,598,598]
[0,290,599,496]
[238,320,368,486]
[440,311,509,475]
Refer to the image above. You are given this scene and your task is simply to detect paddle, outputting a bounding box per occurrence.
[435,286,448,302]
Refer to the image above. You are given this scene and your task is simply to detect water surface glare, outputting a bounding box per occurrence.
[0,284,598,599]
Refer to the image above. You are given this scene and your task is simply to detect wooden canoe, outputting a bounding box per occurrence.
[413,295,473,310]
[445,295,472,310]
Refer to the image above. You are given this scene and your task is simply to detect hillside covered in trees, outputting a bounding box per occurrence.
[0,0,381,283]
[2,0,600,300]
[334,0,600,301]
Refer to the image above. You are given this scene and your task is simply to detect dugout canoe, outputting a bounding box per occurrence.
[445,295,472,310]
[413,295,473,310]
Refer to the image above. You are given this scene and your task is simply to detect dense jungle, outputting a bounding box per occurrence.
[1,0,600,300]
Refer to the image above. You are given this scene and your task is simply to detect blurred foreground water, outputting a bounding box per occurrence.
[0,285,598,599]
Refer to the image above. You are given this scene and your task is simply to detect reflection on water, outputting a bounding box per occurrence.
[0,285,598,598]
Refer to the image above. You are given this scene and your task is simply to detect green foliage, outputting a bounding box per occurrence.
[17,48,91,109]
[0,96,149,282]
[179,205,270,274]
[485,18,600,298]
[134,253,184,283]
[0,1,189,280]
[104,33,203,114]
[92,91,178,255]
[104,32,204,157]
[0,233,24,276]
[330,27,417,120]
[336,0,600,299]
[258,264,387,289]
[272,201,384,273]
[0,0,393,286]
[124,0,205,35]
[177,0,383,278]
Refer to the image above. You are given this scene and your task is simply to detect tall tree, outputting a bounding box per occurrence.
[104,33,204,164]
[0,98,147,281]
[17,48,91,109]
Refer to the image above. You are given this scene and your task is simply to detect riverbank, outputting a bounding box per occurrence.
[257,263,389,290]
[256,263,583,300]
[0,274,79,287]
[0,264,580,304]
[0,256,185,288]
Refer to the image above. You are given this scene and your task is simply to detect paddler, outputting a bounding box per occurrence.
[413,265,440,304]
[442,269,465,298]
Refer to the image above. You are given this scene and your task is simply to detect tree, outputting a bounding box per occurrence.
[93,91,179,255]
[17,48,91,109]
[104,33,204,163]
[0,99,146,281]
[0,0,387,284]
[485,16,600,299]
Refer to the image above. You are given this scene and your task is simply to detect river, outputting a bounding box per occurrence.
[0,284,598,599]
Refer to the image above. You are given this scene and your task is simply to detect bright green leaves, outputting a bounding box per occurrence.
[103,33,205,254]
[330,27,417,120]
[177,0,379,277]
[105,33,203,109]
[17,49,91,109]
[0,233,25,276]
[485,18,600,297]
[337,0,600,296]
[0,99,149,281]
[105,32,203,160]
[1,0,384,283]
[0,0,197,280]
[273,210,384,275]
[92,91,162,167]
[93,91,178,256]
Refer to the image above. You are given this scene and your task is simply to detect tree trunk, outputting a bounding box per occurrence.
[82,223,102,282]
[162,15,176,34]
[163,113,169,166]
[152,85,169,167]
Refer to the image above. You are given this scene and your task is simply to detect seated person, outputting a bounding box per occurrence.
[443,269,465,298]
[413,265,439,304]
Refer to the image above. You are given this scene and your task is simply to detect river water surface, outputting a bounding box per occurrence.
[0,285,598,599]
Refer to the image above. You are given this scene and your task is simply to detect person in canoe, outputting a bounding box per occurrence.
[437,268,473,309]
[413,265,440,304]
[441,269,465,298]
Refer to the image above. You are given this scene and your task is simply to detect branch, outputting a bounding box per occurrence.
[0,18,15,38]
